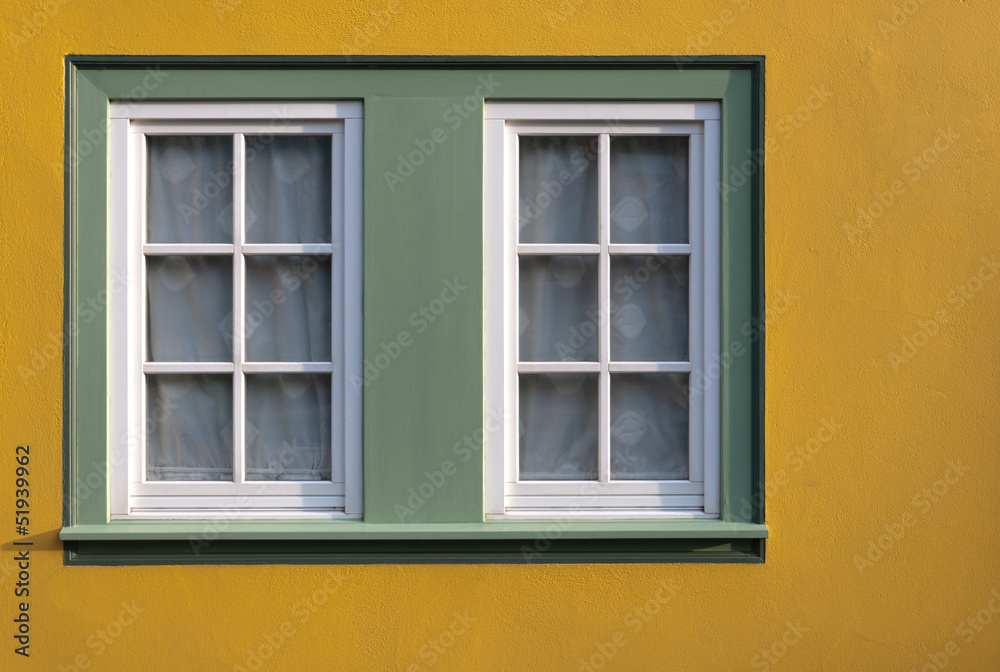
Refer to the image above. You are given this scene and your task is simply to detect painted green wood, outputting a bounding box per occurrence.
[68,70,112,526]
[64,57,765,560]
[68,55,763,67]
[66,538,764,565]
[59,520,767,540]
[720,69,758,524]
[66,538,763,565]
[80,67,737,103]
[363,96,484,523]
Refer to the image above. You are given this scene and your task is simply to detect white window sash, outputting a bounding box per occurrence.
[483,103,721,519]
[109,102,363,520]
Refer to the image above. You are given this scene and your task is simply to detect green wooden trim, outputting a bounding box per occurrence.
[63,57,765,562]
[362,95,484,523]
[79,68,738,103]
[720,69,755,524]
[753,58,767,526]
[65,67,112,527]
[67,55,764,69]
[65,538,764,565]
[60,520,767,540]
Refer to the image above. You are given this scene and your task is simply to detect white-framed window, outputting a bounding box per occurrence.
[108,102,363,519]
[484,102,721,519]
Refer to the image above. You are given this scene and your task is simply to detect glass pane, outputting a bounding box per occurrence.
[610,256,688,361]
[146,374,233,481]
[610,374,689,480]
[610,136,688,244]
[246,374,332,481]
[518,136,598,243]
[245,135,332,244]
[245,255,332,362]
[519,374,598,480]
[519,255,599,362]
[147,256,233,362]
[147,135,233,243]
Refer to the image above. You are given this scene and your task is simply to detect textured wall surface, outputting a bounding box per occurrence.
[1,0,999,670]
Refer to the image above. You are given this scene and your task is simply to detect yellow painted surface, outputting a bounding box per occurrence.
[1,0,999,670]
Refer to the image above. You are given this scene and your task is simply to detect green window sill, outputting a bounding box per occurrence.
[60,520,768,540]
[60,521,767,565]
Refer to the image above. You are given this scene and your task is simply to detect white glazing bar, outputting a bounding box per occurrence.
[703,120,722,515]
[109,119,132,515]
[143,243,234,255]
[232,133,247,485]
[516,361,601,374]
[485,102,720,121]
[508,130,520,488]
[506,480,704,496]
[608,362,692,373]
[488,509,712,521]
[343,117,364,515]
[688,132,705,484]
[242,362,334,374]
[598,133,611,484]
[484,119,510,514]
[330,132,346,487]
[143,362,235,374]
[516,244,601,255]
[608,244,691,256]
[139,132,150,487]
[134,122,341,135]
[241,244,334,256]
[504,494,705,510]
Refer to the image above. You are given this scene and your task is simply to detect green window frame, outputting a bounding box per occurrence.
[61,56,766,564]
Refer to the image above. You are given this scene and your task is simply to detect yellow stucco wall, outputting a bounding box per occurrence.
[2,0,999,670]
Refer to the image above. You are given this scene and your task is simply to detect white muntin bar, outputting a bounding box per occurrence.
[232,133,247,485]
[516,243,600,255]
[516,361,601,374]
[608,243,691,256]
[598,133,611,484]
[143,243,235,255]
[608,361,692,373]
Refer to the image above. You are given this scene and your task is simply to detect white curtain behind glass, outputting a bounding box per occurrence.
[145,135,333,481]
[517,135,690,481]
